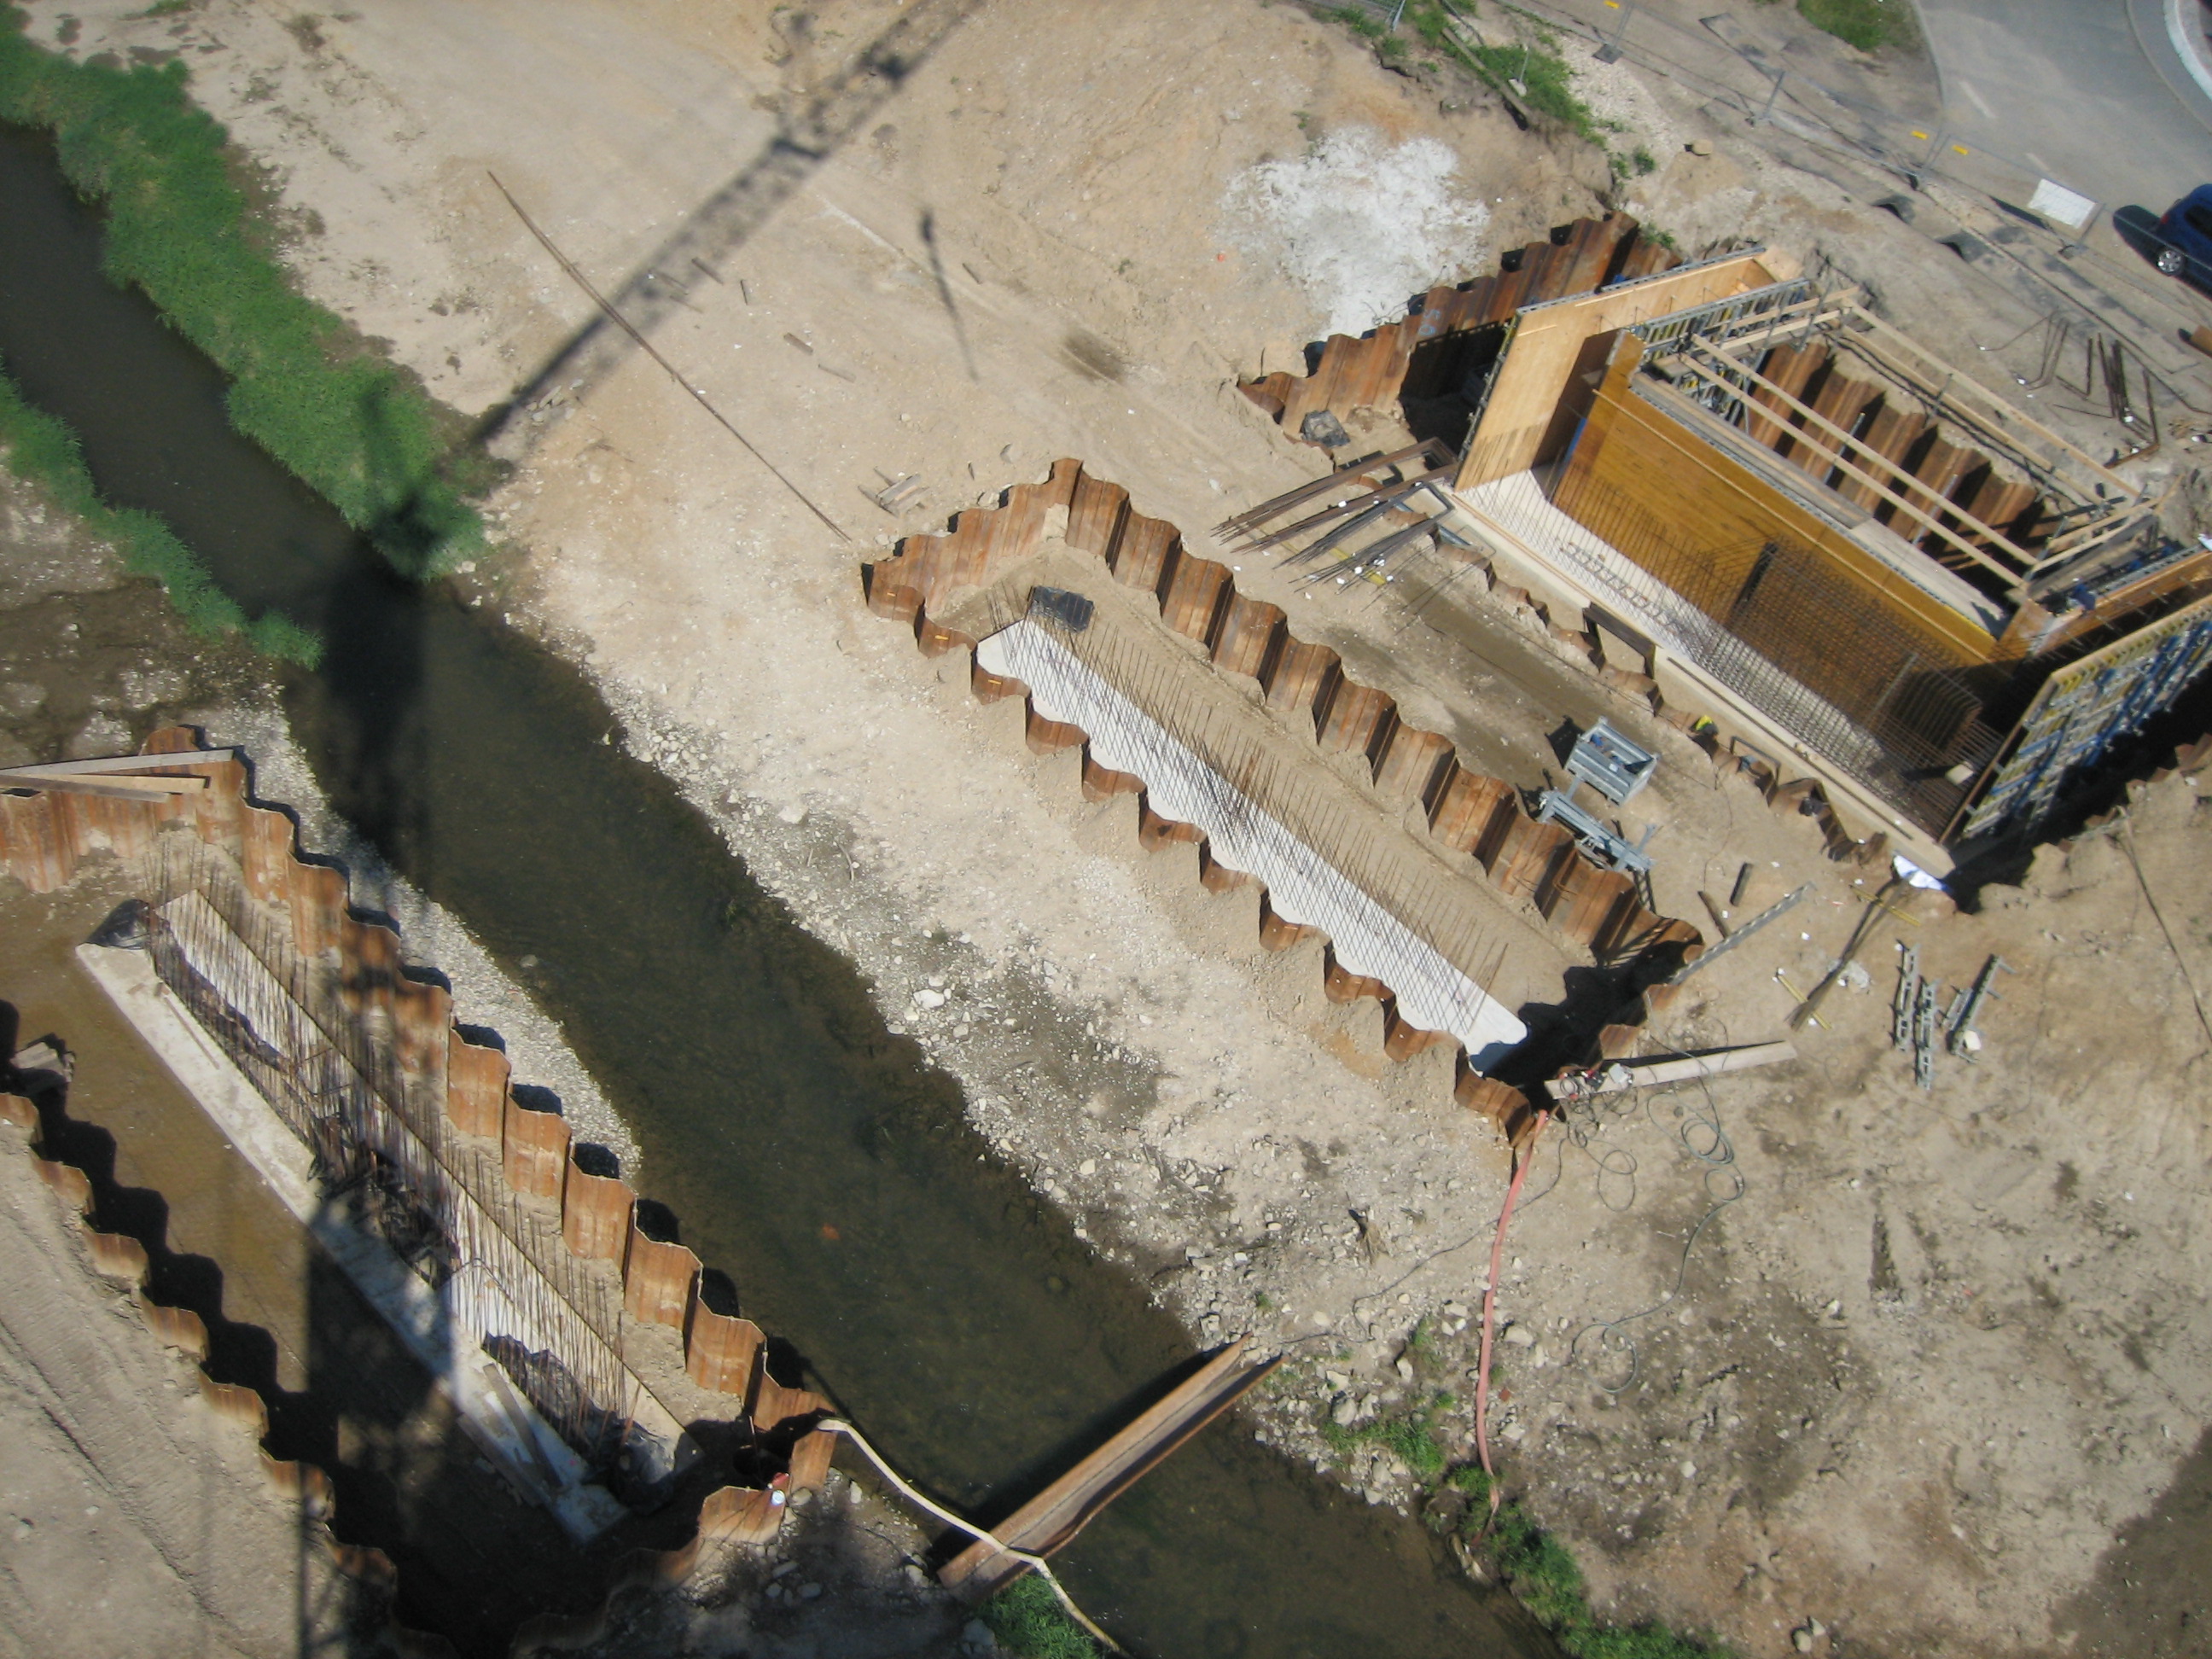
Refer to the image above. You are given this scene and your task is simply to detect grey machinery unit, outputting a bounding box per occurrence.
[1537,719,1660,875]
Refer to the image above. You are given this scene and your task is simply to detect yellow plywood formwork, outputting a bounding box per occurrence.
[1454,249,1790,491]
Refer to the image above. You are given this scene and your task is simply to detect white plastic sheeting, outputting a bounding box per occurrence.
[978,619,1528,1066]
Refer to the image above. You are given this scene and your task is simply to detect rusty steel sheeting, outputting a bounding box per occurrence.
[0,737,836,1530]
[863,465,1707,1106]
[1238,215,1671,443]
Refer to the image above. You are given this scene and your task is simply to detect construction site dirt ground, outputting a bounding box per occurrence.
[9,0,2212,1654]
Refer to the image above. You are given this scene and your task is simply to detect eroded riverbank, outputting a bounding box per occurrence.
[10,3,2212,1656]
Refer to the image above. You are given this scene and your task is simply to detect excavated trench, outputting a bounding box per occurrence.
[0,123,1557,1658]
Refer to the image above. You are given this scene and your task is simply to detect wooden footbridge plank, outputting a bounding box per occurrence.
[939,1337,1280,1603]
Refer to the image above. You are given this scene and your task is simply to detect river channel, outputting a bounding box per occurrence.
[0,121,1546,1659]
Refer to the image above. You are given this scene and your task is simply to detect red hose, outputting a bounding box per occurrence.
[1474,1109,1551,1516]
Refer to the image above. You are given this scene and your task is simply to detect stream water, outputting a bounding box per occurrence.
[0,123,1547,1659]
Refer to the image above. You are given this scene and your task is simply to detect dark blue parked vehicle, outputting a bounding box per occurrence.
[2155,184,2212,279]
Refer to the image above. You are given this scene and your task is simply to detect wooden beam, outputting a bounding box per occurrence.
[938,1339,1281,1603]
[1838,314,2132,497]
[1680,343,2038,586]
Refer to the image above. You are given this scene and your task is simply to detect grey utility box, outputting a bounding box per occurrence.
[1566,719,1657,806]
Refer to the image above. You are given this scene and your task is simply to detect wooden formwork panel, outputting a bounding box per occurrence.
[1371,724,1453,804]
[1212,594,1285,678]
[502,1096,570,1204]
[562,1155,634,1263]
[1157,550,1232,643]
[1429,770,1516,853]
[445,1034,509,1140]
[1315,678,1394,754]
[624,1227,700,1330]
[685,1307,763,1398]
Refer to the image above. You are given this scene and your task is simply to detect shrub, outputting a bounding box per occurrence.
[982,1574,1100,1659]
[0,8,485,578]
[1795,0,1918,53]
[1448,1465,1733,1659]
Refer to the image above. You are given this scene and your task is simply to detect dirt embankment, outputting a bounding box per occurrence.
[18,1,2212,1654]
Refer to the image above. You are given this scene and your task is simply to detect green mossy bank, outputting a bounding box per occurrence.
[0,364,320,663]
[0,6,484,616]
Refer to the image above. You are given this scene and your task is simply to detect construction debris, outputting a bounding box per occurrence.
[1553,1040,1798,1100]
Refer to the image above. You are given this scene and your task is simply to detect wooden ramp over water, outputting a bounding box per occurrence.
[940,1337,1280,1603]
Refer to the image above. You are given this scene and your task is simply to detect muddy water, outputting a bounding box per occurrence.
[0,124,1546,1659]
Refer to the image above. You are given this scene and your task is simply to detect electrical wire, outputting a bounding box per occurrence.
[818,1418,1122,1652]
[1474,1110,1551,1513]
[1565,1061,1746,1394]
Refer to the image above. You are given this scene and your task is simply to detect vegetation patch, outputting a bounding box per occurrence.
[1442,1467,1732,1659]
[0,360,321,665]
[981,1574,1101,1659]
[1320,1387,1454,1479]
[1784,0,1919,54]
[0,6,486,579]
[1401,1,1600,143]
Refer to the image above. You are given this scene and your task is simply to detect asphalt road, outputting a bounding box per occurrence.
[1916,0,2212,218]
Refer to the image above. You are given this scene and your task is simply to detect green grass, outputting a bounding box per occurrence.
[0,6,486,579]
[0,360,321,665]
[982,1575,1100,1659]
[1788,0,1919,53]
[1320,1391,1452,1480]
[1446,1467,1731,1659]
